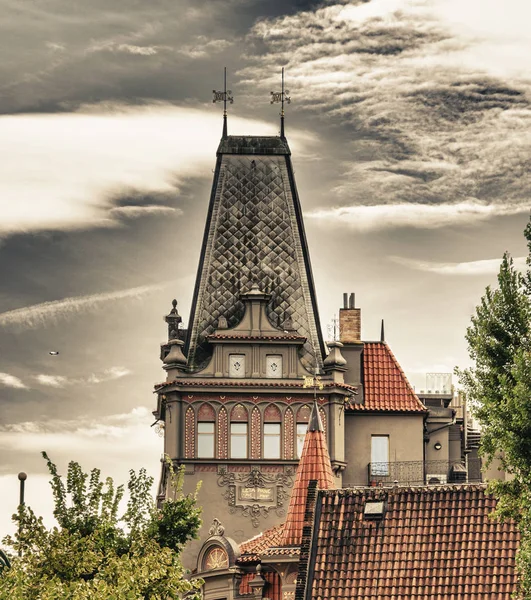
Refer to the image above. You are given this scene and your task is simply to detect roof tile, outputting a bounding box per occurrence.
[348,342,426,413]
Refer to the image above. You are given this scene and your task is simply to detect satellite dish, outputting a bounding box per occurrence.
[49,351,59,356]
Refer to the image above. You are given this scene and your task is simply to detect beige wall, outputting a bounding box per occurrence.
[179,466,294,571]
[342,413,424,485]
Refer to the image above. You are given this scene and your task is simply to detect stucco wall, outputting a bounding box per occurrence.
[342,413,424,485]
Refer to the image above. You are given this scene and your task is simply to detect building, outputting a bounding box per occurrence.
[152,112,485,571]
[193,400,519,599]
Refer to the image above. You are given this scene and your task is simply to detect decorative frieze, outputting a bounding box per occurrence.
[251,407,261,459]
[218,406,228,459]
[185,407,195,459]
[217,465,294,528]
[284,408,294,459]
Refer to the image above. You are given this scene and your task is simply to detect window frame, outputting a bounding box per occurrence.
[296,422,307,458]
[197,421,215,458]
[371,434,390,476]
[263,422,281,459]
[230,422,248,459]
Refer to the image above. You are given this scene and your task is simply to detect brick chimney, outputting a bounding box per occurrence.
[339,292,361,343]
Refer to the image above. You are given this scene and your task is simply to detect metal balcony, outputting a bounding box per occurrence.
[361,459,483,487]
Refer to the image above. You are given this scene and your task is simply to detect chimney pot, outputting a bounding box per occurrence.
[349,293,355,309]
[343,293,348,309]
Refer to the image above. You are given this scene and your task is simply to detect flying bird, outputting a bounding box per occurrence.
[48,351,59,356]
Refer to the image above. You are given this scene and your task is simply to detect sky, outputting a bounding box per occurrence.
[1,0,530,536]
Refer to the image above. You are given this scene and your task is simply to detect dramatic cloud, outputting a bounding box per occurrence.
[0,106,277,236]
[0,284,162,329]
[241,0,531,226]
[390,255,528,276]
[0,373,28,390]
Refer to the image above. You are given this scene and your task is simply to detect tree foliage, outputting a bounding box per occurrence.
[458,220,531,597]
[0,453,202,599]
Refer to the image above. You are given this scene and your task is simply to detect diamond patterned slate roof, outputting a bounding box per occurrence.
[302,485,519,599]
[186,136,324,371]
[348,342,426,413]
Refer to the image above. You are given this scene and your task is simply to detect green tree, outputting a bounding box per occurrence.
[458,221,531,597]
[0,453,202,600]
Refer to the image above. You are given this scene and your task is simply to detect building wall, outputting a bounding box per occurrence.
[179,464,295,571]
[342,413,424,485]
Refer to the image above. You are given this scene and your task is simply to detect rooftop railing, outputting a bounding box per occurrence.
[355,459,483,487]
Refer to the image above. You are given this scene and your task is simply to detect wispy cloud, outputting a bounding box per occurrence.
[0,373,28,390]
[390,255,528,275]
[35,367,131,388]
[307,201,530,231]
[0,284,161,329]
[110,205,181,219]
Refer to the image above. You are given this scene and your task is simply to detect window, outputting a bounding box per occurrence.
[264,423,281,458]
[266,355,283,378]
[296,423,307,458]
[230,423,248,458]
[198,422,215,458]
[229,354,245,378]
[371,435,389,476]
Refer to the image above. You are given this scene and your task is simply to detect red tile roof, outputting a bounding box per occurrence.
[155,379,357,393]
[348,341,426,413]
[280,408,335,546]
[302,485,519,599]
[238,524,285,562]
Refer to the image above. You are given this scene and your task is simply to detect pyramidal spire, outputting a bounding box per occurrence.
[185,112,324,371]
[280,399,335,546]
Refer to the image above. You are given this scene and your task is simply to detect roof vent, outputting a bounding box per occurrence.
[363,500,386,521]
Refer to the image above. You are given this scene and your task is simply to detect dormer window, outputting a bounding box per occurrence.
[229,354,245,378]
[266,355,283,378]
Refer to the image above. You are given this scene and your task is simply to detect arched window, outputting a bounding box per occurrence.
[296,405,311,458]
[197,403,215,458]
[264,404,281,459]
[230,404,248,459]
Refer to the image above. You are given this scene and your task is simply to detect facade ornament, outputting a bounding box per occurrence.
[208,518,225,538]
[217,315,228,329]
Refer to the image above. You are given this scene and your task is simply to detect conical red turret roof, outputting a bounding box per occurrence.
[280,400,335,546]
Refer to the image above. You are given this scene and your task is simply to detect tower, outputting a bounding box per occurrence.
[153,96,355,568]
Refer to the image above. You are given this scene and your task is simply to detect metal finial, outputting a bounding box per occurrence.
[213,67,234,138]
[270,67,291,139]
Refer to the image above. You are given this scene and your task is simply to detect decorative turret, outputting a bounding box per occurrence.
[280,399,335,546]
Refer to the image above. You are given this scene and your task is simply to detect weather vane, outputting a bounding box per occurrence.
[270,67,291,138]
[213,67,234,138]
[302,368,324,401]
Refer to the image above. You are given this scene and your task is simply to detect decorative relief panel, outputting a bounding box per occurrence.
[251,407,261,459]
[231,403,248,422]
[297,405,311,423]
[218,407,228,459]
[217,466,294,528]
[229,354,246,378]
[284,408,294,460]
[198,402,215,421]
[266,355,283,378]
[264,403,281,422]
[185,407,195,459]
